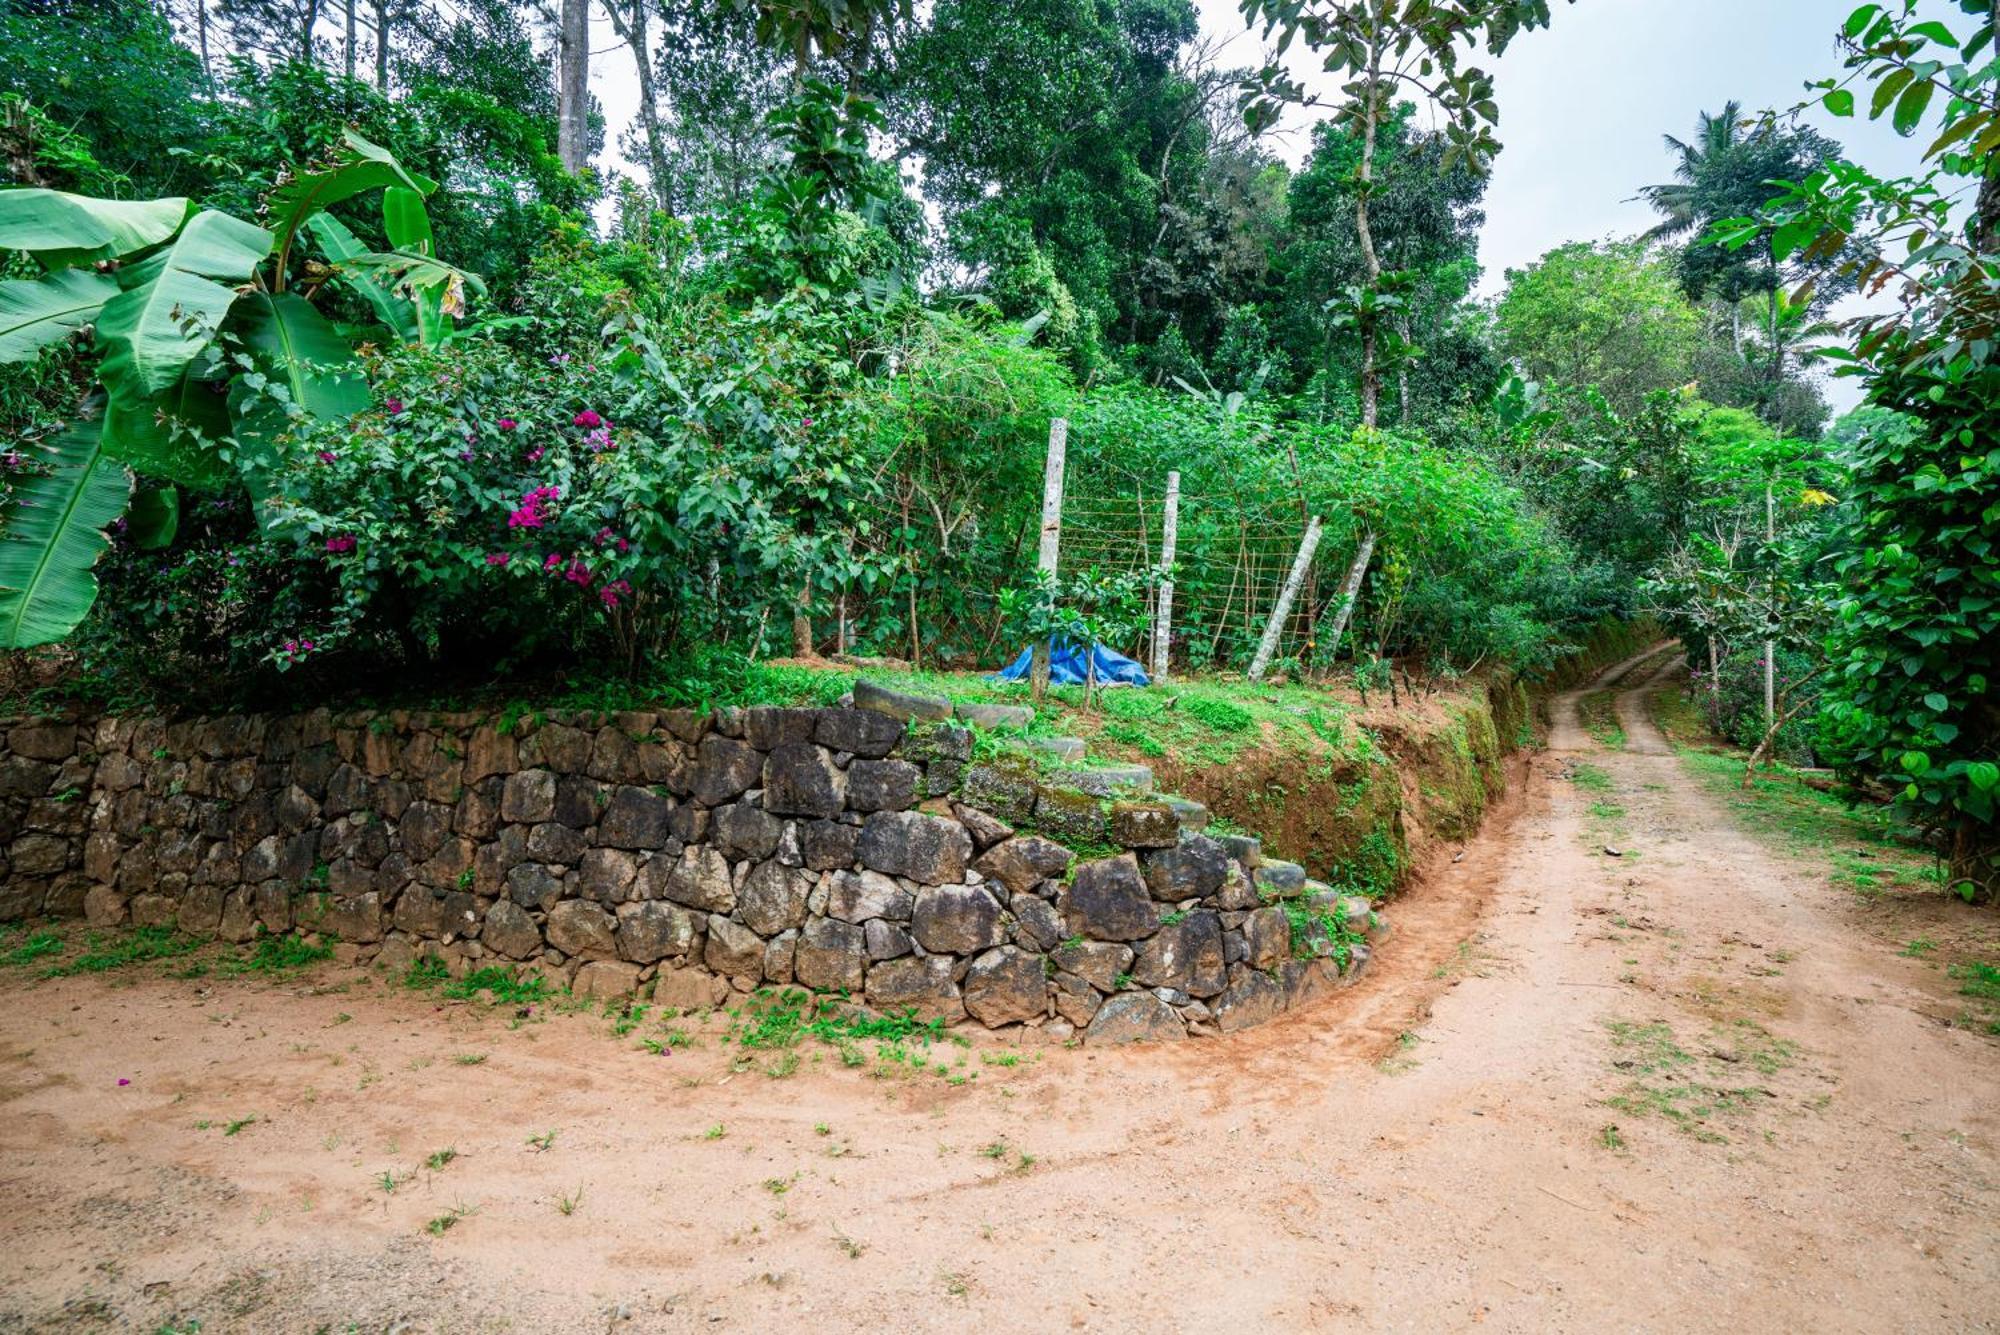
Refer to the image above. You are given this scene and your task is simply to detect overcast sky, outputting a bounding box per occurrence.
[587,0,1929,412]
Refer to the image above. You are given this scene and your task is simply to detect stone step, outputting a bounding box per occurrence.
[955,701,1034,731]
[1216,832,1262,867]
[1252,858,1306,896]
[1051,764,1153,798]
[1160,795,1209,832]
[1023,735,1086,762]
[852,678,953,722]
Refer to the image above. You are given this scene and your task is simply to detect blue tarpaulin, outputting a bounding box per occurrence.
[994,640,1150,688]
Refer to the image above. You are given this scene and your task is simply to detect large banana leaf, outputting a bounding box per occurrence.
[0,268,119,363]
[382,185,435,254]
[305,212,418,342]
[227,291,372,495]
[267,131,436,277]
[126,484,180,551]
[102,365,235,489]
[0,416,131,648]
[95,209,273,398]
[0,190,192,266]
[233,291,370,420]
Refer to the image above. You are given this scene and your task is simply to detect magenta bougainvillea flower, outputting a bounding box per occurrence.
[484,552,511,567]
[599,579,632,609]
[497,417,517,432]
[385,398,405,415]
[316,450,337,464]
[525,445,545,463]
[507,485,561,530]
[543,553,563,572]
[324,535,356,554]
[563,557,593,587]
[573,409,602,429]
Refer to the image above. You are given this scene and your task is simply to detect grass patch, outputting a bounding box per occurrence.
[1678,750,1931,900]
[0,928,64,967]
[42,926,202,977]
[403,957,551,1005]
[1577,690,1626,750]
[724,986,947,1065]
[1948,960,2000,1034]
[218,933,333,976]
[1602,1016,1796,1144]
[1568,762,1613,793]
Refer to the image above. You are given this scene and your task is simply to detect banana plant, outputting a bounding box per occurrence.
[0,130,484,648]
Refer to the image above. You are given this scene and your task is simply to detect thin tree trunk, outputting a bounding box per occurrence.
[344,0,356,82]
[557,0,591,175]
[1355,49,1383,430]
[792,580,812,659]
[373,0,389,87]
[1322,530,1376,663]
[195,0,213,87]
[300,0,320,64]
[1396,312,1411,427]
[1764,481,1776,729]
[1707,636,1722,730]
[1741,664,1827,788]
[603,0,672,211]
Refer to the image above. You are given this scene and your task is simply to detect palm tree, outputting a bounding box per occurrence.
[1638,100,1748,242]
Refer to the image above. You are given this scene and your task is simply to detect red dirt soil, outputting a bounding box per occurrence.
[1,652,1995,1333]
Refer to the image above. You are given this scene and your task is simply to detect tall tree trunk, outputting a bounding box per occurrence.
[1767,284,1780,385]
[557,0,591,175]
[344,0,356,83]
[1396,311,1411,427]
[195,0,213,87]
[299,0,320,64]
[1764,480,1776,730]
[1354,48,1383,431]
[373,0,388,87]
[603,0,672,211]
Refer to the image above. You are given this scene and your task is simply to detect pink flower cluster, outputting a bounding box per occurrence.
[573,409,602,428]
[324,535,356,554]
[508,485,561,530]
[279,638,318,658]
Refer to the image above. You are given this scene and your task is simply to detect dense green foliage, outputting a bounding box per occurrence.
[0,0,1991,890]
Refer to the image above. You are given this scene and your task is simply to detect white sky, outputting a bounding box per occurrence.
[586,0,1938,414]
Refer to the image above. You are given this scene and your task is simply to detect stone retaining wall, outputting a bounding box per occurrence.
[0,697,1382,1043]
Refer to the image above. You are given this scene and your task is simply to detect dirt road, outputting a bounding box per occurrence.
[2,653,1995,1333]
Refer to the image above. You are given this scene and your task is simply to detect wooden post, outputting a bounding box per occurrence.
[1321,528,1376,665]
[1248,516,1321,683]
[1151,470,1179,684]
[1029,418,1068,700]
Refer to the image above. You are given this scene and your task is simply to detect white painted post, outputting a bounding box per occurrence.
[1247,515,1322,683]
[1151,470,1179,684]
[1030,418,1068,700]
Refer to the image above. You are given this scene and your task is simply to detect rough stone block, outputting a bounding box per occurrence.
[910,882,1004,955]
[963,945,1047,1027]
[856,810,970,886]
[1084,991,1184,1044]
[793,916,865,992]
[1060,855,1157,942]
[973,834,1074,896]
[763,743,846,818]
